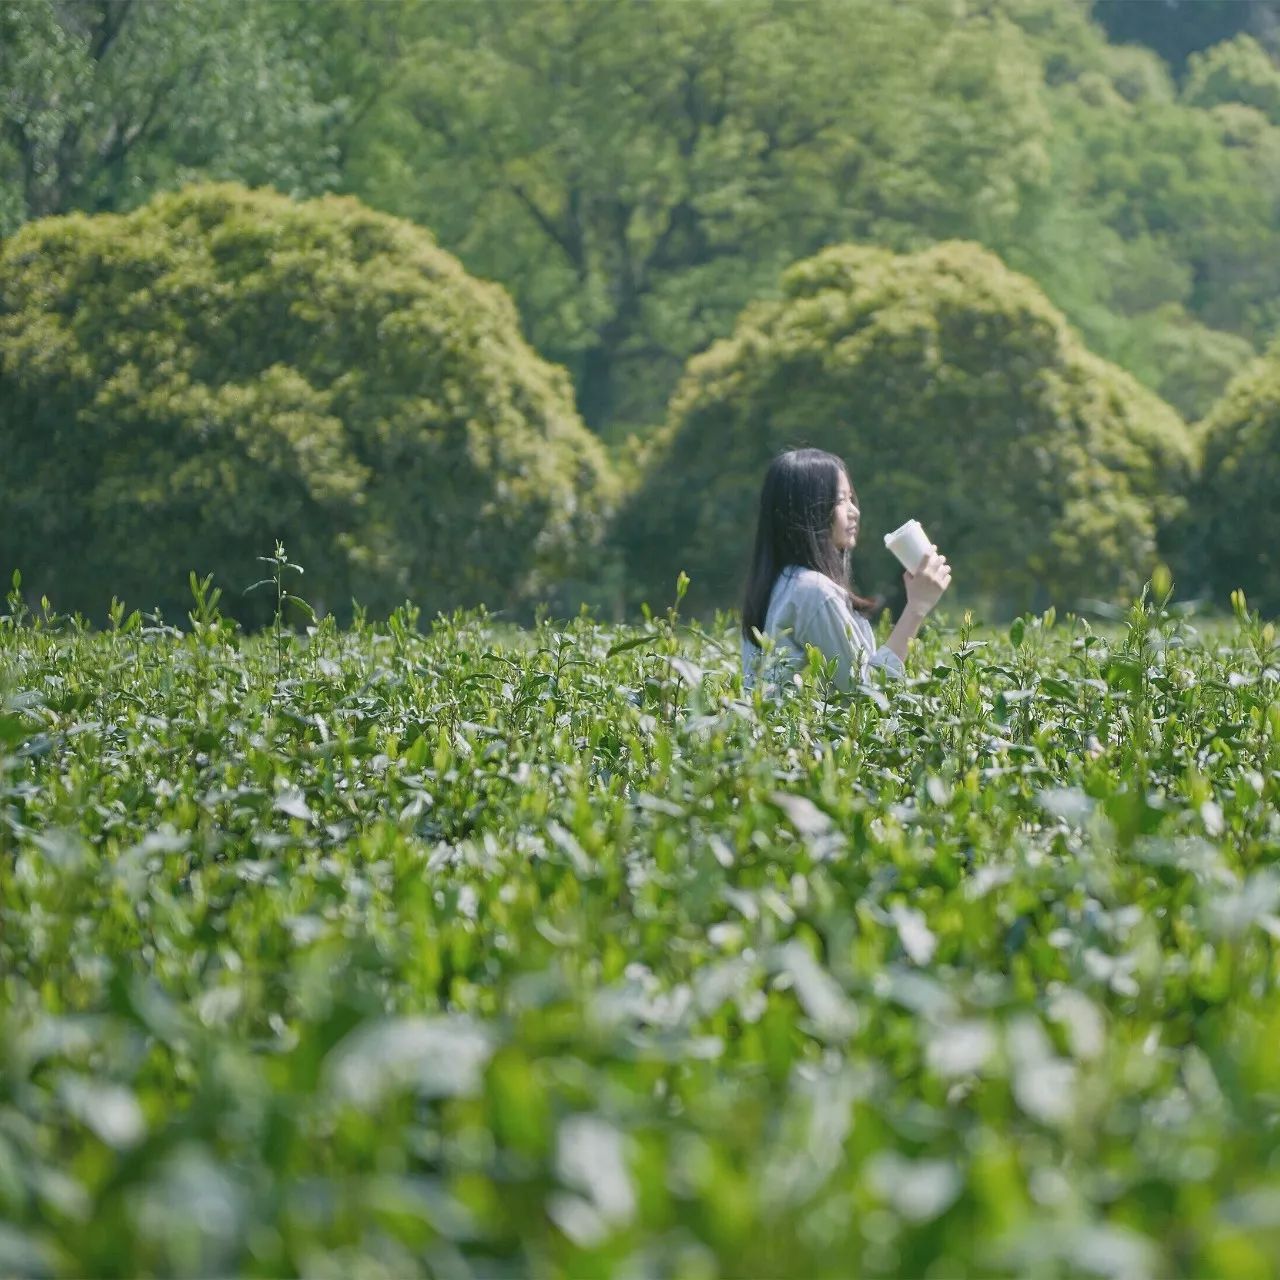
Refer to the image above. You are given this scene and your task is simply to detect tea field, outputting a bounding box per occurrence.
[1,585,1278,1278]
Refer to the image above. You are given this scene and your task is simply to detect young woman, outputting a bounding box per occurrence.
[741,448,951,691]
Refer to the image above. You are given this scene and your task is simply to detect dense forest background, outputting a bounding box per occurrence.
[3,0,1280,618]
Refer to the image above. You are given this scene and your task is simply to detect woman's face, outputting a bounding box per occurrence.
[831,470,860,551]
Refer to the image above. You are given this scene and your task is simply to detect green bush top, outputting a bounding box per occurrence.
[1196,341,1280,614]
[623,240,1193,615]
[0,183,616,624]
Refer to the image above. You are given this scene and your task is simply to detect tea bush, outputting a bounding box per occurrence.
[621,242,1195,616]
[0,184,616,625]
[1,585,1277,1277]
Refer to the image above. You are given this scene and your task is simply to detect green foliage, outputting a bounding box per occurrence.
[1025,14,1280,358]
[349,0,1060,434]
[621,241,1195,615]
[313,0,1277,440]
[1185,34,1280,123]
[949,4,1275,420]
[1,594,1278,1275]
[0,184,616,624]
[5,2,1280,608]
[0,0,337,233]
[1113,303,1257,422]
[1197,344,1280,614]
[6,0,1277,451]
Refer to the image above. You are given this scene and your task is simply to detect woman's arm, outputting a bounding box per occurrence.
[883,550,951,664]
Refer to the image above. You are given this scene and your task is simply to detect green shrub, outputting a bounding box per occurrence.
[0,183,615,624]
[1196,345,1280,614]
[620,241,1194,615]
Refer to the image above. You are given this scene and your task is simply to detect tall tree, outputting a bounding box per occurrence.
[0,0,337,234]
[350,0,1054,435]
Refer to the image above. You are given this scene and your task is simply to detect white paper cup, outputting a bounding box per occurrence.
[884,519,932,574]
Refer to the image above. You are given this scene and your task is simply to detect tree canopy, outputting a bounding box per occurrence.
[0,184,615,623]
[0,0,338,234]
[346,0,1063,435]
[331,0,1280,434]
[5,0,1279,442]
[1196,343,1280,614]
[620,241,1195,615]
[3,0,1280,612]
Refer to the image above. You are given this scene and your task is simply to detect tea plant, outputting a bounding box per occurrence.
[0,585,1277,1278]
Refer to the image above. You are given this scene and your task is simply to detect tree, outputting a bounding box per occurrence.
[1112,304,1256,423]
[1091,0,1280,73]
[1184,33,1280,122]
[1196,344,1280,614]
[0,0,338,235]
[347,0,1056,436]
[618,241,1195,616]
[0,184,616,624]
[989,4,1277,414]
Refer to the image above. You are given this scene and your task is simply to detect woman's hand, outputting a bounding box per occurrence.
[904,547,951,616]
[884,547,952,664]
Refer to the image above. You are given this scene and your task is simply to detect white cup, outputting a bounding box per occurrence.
[884,519,932,574]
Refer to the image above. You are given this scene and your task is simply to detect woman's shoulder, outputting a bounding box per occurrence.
[779,569,873,641]
[780,566,848,605]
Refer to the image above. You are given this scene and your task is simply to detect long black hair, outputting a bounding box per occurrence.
[741,448,875,643]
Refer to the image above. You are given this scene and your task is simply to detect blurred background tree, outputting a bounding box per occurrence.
[0,185,615,624]
[1184,33,1280,119]
[0,0,339,231]
[620,242,1194,615]
[317,0,1280,440]
[6,0,1278,439]
[341,0,1059,438]
[3,0,1279,615]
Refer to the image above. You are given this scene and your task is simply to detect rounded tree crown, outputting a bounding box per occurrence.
[622,240,1192,614]
[0,183,615,622]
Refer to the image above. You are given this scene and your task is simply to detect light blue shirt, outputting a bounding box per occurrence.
[742,566,905,692]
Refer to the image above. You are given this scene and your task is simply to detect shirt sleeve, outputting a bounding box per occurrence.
[868,644,906,679]
[806,595,904,689]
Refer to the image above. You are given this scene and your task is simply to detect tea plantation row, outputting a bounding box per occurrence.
[1,591,1278,1277]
